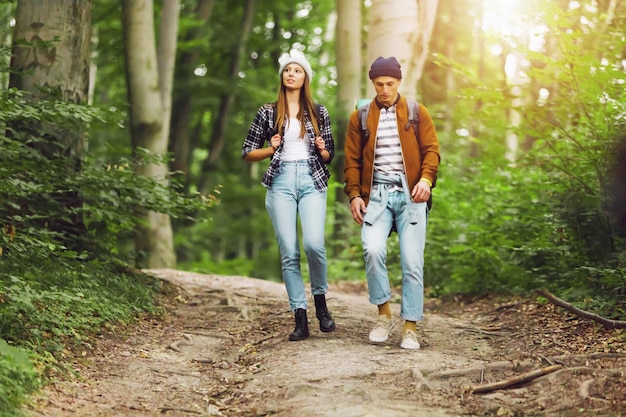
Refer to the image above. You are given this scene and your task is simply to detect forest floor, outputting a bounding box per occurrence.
[25,269,625,417]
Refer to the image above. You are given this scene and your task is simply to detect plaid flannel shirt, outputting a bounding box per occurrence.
[242,103,335,191]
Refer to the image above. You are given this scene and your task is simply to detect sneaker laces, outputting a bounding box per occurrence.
[374,317,391,330]
[403,329,418,341]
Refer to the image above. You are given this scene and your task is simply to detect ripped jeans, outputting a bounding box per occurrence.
[361,173,428,321]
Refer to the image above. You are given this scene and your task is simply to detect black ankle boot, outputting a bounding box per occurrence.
[314,294,336,332]
[289,308,310,341]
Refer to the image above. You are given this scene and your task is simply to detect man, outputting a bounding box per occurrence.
[343,56,440,350]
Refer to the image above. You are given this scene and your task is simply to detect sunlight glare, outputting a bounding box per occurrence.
[504,54,518,80]
[194,64,207,77]
[490,44,503,56]
[537,88,549,106]
[481,0,524,36]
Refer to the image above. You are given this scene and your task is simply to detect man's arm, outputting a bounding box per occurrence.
[417,104,440,186]
[343,111,363,201]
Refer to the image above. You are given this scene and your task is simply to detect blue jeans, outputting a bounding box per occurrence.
[265,160,328,311]
[361,188,428,321]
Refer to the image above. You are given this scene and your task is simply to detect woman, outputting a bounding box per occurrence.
[242,54,336,341]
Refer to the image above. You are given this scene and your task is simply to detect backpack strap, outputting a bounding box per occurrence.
[404,99,420,140]
[358,102,370,143]
[312,103,323,137]
[268,103,279,137]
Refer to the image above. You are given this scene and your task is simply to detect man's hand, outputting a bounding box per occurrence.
[350,196,366,226]
[411,181,431,203]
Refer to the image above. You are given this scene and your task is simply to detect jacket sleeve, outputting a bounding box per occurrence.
[417,104,440,186]
[343,110,363,200]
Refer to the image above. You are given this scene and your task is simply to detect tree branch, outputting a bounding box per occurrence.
[470,364,562,394]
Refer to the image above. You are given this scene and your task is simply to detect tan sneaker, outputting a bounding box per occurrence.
[400,329,421,350]
[369,315,394,343]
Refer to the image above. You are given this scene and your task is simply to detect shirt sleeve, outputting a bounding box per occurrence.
[242,105,271,158]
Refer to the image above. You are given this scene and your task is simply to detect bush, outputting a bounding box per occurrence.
[0,340,40,417]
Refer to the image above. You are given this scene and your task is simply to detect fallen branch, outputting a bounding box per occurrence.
[429,360,536,379]
[537,289,626,329]
[159,406,203,414]
[470,364,562,394]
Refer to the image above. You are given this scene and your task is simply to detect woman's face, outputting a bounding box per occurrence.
[282,63,306,90]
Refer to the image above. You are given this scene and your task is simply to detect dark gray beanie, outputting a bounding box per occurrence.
[368,56,402,80]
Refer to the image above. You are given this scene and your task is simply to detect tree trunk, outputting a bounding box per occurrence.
[332,0,362,246]
[122,0,177,268]
[169,0,215,189]
[9,0,93,250]
[442,2,456,136]
[198,0,256,195]
[367,0,439,100]
[10,0,92,158]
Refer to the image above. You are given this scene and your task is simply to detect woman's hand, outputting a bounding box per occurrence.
[269,134,282,153]
[314,136,330,162]
[314,136,325,152]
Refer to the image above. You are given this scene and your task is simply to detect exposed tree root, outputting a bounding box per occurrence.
[451,324,507,337]
[537,289,626,329]
[168,334,192,352]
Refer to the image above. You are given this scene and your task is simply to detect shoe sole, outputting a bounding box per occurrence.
[400,341,420,350]
[288,334,310,341]
[320,324,336,332]
[369,336,389,343]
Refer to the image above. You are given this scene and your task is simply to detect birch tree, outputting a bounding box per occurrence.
[367,0,439,99]
[122,0,179,268]
[335,0,361,195]
[331,0,362,246]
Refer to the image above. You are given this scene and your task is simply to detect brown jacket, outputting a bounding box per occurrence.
[343,96,440,204]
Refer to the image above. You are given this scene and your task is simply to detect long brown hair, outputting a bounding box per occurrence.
[273,72,321,138]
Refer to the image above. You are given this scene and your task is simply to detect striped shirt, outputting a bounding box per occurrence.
[374,105,404,178]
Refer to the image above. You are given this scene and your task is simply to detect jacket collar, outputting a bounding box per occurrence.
[374,93,401,110]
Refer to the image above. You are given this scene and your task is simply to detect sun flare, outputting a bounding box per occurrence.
[480,0,526,36]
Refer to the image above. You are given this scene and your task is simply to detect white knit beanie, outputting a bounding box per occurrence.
[278,53,313,81]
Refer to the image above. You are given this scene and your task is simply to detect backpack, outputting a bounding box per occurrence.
[357,98,435,210]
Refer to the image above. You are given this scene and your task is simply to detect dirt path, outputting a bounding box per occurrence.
[26,269,625,417]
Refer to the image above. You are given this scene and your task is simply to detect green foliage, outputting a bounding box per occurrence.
[421,0,626,310]
[0,257,161,416]
[0,37,207,417]
[0,261,161,349]
[0,340,39,417]
[1,88,208,264]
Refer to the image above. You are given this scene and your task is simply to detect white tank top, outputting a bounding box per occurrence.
[281,118,310,161]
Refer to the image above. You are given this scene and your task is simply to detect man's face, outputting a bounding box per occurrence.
[372,76,401,107]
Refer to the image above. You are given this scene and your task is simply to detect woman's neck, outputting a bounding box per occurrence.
[285,89,300,118]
